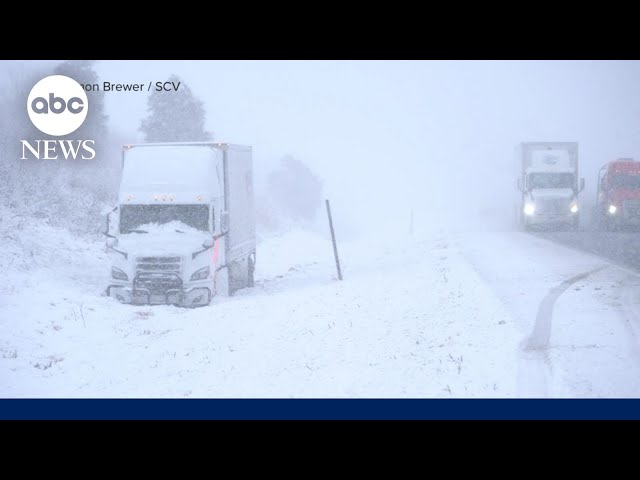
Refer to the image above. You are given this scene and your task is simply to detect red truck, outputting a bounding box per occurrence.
[595,159,640,231]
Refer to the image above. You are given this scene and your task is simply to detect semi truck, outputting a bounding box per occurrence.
[595,158,640,231]
[104,142,255,307]
[516,142,584,231]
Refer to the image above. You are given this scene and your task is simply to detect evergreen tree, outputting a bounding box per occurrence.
[267,156,323,222]
[54,60,108,140]
[139,75,211,142]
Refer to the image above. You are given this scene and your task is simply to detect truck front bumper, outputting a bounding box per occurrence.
[609,214,640,228]
[526,213,576,226]
[108,273,211,307]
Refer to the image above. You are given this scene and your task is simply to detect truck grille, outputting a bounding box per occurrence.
[536,198,570,215]
[133,273,183,296]
[136,256,182,274]
[623,199,640,218]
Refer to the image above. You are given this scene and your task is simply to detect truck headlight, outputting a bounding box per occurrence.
[524,203,535,216]
[608,204,617,215]
[190,266,210,281]
[570,203,578,214]
[111,267,128,281]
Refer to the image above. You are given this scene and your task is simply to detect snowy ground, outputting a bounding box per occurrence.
[457,230,640,397]
[2,210,640,398]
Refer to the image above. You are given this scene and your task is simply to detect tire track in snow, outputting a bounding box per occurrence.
[612,278,640,368]
[517,266,607,398]
[532,230,640,370]
[524,266,607,350]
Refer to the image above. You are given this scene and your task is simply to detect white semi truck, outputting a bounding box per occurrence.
[104,142,255,307]
[516,142,584,231]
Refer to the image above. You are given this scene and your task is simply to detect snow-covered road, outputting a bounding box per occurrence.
[2,214,640,398]
[457,230,640,397]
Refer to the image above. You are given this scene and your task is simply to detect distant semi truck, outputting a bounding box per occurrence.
[595,158,640,231]
[516,142,584,231]
[104,142,255,307]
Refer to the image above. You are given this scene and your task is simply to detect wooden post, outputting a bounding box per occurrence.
[325,199,343,281]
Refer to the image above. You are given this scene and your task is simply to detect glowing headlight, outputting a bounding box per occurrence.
[524,203,535,216]
[111,267,128,281]
[608,205,617,215]
[190,266,210,281]
[570,203,578,214]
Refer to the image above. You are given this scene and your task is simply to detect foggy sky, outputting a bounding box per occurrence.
[4,60,640,235]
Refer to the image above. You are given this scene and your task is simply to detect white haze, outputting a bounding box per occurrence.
[4,60,640,235]
[92,60,640,237]
[5,60,640,399]
[5,60,638,236]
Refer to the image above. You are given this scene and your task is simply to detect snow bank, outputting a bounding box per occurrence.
[1,211,522,397]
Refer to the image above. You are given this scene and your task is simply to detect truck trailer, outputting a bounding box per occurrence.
[516,142,584,231]
[104,142,255,307]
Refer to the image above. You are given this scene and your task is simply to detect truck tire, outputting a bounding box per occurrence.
[216,266,230,297]
[599,212,610,232]
[604,216,616,232]
[595,212,604,231]
[571,216,579,232]
[247,255,255,288]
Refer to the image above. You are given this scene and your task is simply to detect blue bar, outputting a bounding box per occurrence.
[1,399,639,420]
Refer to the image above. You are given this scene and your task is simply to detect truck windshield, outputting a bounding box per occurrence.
[120,204,209,234]
[611,174,640,189]
[528,173,574,189]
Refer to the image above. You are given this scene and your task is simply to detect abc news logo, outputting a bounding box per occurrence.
[31,93,85,114]
[21,75,95,160]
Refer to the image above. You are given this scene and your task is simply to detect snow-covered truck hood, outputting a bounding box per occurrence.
[116,222,210,258]
[117,233,208,258]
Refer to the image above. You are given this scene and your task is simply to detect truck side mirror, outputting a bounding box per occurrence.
[103,206,119,236]
[203,237,214,248]
[102,214,109,236]
[580,178,585,192]
[221,211,230,234]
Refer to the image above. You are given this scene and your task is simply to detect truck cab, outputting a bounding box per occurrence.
[596,159,640,231]
[516,142,584,231]
[104,142,255,307]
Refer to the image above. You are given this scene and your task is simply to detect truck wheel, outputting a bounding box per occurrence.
[216,267,230,297]
[247,256,255,288]
[571,216,579,232]
[600,213,610,232]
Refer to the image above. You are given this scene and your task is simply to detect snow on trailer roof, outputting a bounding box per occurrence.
[610,158,637,165]
[120,144,223,196]
[606,159,640,173]
[520,141,578,148]
[123,142,251,152]
[600,158,637,168]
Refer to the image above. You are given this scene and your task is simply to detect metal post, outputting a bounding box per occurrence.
[325,199,343,281]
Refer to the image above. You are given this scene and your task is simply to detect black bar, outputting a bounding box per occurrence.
[325,199,342,281]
